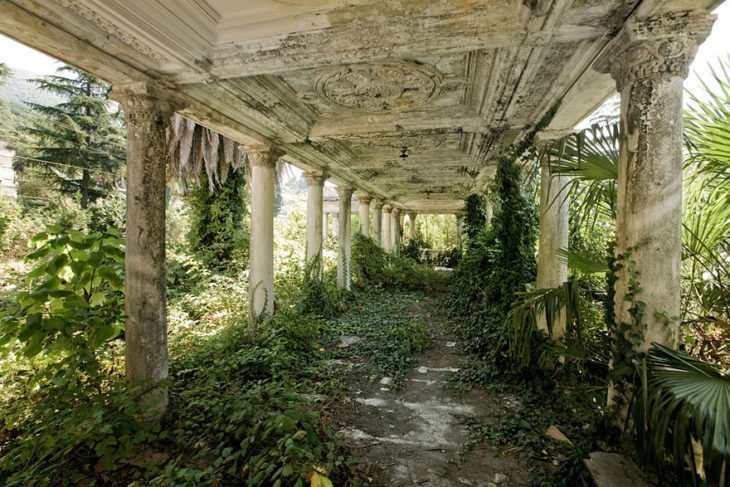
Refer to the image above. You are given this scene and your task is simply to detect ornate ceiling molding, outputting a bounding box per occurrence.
[305,61,444,112]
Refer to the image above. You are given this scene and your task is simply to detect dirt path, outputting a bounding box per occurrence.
[329,295,531,487]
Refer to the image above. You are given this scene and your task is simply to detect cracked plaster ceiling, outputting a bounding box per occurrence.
[0,0,722,212]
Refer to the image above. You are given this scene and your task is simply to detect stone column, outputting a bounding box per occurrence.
[304,171,327,278]
[382,205,392,252]
[358,194,372,237]
[391,208,401,256]
[337,186,354,289]
[248,144,284,327]
[407,212,418,239]
[331,212,339,237]
[485,200,493,227]
[372,200,383,246]
[536,158,571,339]
[596,12,713,353]
[111,81,177,417]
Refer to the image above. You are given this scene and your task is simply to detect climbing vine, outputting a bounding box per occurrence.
[447,104,558,368]
[186,169,249,270]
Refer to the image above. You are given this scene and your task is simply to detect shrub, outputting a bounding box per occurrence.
[186,169,249,270]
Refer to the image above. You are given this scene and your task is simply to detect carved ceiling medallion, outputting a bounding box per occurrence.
[314,61,443,112]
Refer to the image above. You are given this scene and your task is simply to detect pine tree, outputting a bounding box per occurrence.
[13,65,125,208]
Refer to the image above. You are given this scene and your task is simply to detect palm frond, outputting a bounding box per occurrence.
[633,344,730,485]
[556,247,610,275]
[546,123,619,231]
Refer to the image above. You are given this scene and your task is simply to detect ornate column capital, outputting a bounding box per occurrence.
[246,144,285,168]
[373,199,384,210]
[407,212,417,219]
[391,207,401,217]
[357,194,373,205]
[303,170,328,186]
[337,185,354,200]
[110,80,183,123]
[595,11,715,88]
[382,204,392,213]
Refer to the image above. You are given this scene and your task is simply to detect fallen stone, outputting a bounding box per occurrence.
[493,472,508,484]
[545,425,573,445]
[584,452,649,487]
[337,335,362,348]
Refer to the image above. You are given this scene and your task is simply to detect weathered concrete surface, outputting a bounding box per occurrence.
[407,212,417,239]
[111,82,175,417]
[391,208,401,256]
[536,158,570,338]
[382,205,392,253]
[305,171,327,278]
[596,12,715,351]
[330,303,530,487]
[337,186,354,290]
[249,145,283,323]
[584,452,650,487]
[2,1,721,215]
[358,194,372,237]
[373,200,383,246]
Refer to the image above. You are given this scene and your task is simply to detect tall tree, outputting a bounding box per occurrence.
[13,65,125,208]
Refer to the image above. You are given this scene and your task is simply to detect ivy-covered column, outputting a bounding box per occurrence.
[382,205,392,252]
[597,13,713,355]
[358,194,372,237]
[536,157,570,338]
[407,212,417,239]
[304,171,327,279]
[337,186,354,290]
[111,81,177,418]
[372,200,383,245]
[391,208,401,256]
[248,145,284,327]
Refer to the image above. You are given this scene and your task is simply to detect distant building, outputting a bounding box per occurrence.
[0,141,17,199]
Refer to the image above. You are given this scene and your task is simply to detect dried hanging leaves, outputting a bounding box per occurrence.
[166,114,251,193]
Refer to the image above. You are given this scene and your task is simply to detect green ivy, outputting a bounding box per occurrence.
[186,168,249,270]
[0,226,125,387]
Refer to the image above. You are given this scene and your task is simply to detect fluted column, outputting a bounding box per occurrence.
[537,157,571,339]
[382,205,392,252]
[407,212,417,239]
[391,208,401,256]
[372,200,383,245]
[358,194,372,237]
[596,12,713,352]
[248,144,284,327]
[111,81,178,418]
[304,171,327,279]
[337,186,354,289]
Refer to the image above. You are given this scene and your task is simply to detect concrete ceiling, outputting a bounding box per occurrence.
[0,0,723,213]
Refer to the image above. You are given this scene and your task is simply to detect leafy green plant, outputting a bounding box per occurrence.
[0,225,125,387]
[634,344,730,486]
[186,168,249,270]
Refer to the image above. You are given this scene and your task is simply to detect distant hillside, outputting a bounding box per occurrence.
[0,68,65,107]
[0,68,65,141]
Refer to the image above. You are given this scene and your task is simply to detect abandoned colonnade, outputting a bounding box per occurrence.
[20,3,711,415]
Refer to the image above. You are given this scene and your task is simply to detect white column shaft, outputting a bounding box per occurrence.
[337,187,353,289]
[537,160,570,338]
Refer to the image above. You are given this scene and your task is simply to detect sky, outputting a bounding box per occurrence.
[1,2,729,102]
